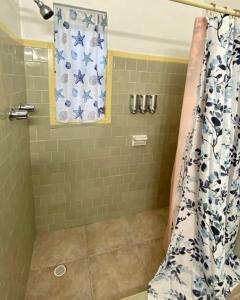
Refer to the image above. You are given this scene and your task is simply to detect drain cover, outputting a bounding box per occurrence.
[53,264,67,277]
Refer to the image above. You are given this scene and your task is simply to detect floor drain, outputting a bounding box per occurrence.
[53,264,67,277]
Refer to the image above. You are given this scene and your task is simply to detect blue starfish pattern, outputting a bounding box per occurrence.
[101,15,108,31]
[55,88,64,101]
[82,90,93,102]
[100,91,106,102]
[82,13,94,27]
[74,70,85,84]
[97,34,104,49]
[55,49,65,64]
[72,31,85,46]
[82,52,93,66]
[73,106,84,119]
[100,55,107,67]
[55,8,62,23]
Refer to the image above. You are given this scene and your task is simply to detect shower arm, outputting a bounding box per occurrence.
[34,0,43,7]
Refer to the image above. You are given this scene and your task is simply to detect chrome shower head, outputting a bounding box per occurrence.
[34,0,54,20]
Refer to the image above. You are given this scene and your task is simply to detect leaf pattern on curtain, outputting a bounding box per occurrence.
[54,5,108,123]
[148,14,240,300]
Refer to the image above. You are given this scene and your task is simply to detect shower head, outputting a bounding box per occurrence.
[34,0,54,20]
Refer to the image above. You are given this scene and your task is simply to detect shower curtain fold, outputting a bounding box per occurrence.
[164,17,207,251]
[149,13,240,300]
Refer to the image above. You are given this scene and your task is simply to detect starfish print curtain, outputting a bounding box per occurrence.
[149,14,240,300]
[54,4,108,123]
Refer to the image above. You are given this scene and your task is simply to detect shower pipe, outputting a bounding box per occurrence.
[169,0,240,17]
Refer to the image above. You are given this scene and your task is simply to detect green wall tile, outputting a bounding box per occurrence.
[25,49,187,232]
[0,29,35,299]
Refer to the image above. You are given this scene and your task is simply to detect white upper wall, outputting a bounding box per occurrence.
[18,0,240,58]
[19,0,201,58]
[0,0,21,36]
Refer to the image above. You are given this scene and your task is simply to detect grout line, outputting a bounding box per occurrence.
[85,223,95,299]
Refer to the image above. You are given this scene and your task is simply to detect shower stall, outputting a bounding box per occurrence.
[1,0,240,300]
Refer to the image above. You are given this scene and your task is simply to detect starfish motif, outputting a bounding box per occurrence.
[55,8,62,23]
[55,49,65,64]
[82,13,94,27]
[82,90,93,102]
[74,70,85,84]
[101,15,108,31]
[73,106,84,119]
[97,34,104,49]
[82,52,93,66]
[100,55,107,67]
[100,91,106,102]
[72,31,85,47]
[55,88,64,101]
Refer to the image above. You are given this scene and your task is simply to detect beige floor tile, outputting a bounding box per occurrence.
[121,291,147,300]
[135,239,165,281]
[127,210,167,244]
[31,227,87,270]
[227,284,240,300]
[88,247,148,300]
[26,259,92,300]
[86,217,132,256]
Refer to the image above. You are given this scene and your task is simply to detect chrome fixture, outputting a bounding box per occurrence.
[33,0,54,20]
[148,95,157,114]
[129,95,139,114]
[139,95,148,114]
[17,104,35,112]
[9,110,28,120]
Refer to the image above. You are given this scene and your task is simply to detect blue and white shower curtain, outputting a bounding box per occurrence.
[54,4,108,123]
[149,14,240,300]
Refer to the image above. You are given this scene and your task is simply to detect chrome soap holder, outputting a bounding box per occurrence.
[129,95,157,114]
[129,95,138,114]
[148,95,157,114]
[139,95,148,114]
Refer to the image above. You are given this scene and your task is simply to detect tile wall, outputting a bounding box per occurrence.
[0,30,35,299]
[24,48,187,232]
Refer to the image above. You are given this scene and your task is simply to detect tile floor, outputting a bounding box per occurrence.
[25,208,168,300]
[25,206,240,300]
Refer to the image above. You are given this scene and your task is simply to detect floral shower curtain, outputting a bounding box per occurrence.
[54,4,108,123]
[149,14,240,300]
